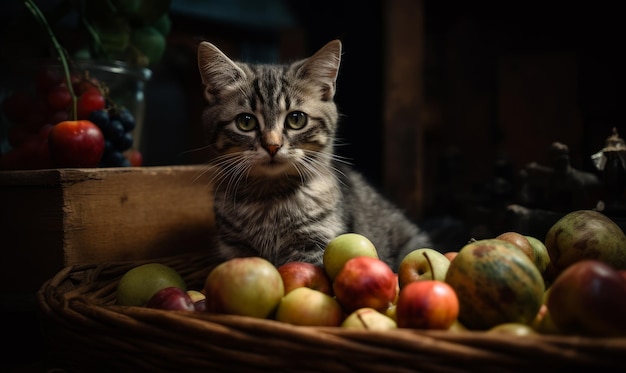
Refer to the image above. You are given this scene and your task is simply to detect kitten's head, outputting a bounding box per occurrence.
[197,40,342,181]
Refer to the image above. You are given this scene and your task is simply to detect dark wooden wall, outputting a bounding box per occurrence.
[144,1,623,246]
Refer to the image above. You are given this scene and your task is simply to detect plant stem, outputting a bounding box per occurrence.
[23,0,78,120]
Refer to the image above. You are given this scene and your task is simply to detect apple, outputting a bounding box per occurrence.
[395,280,459,329]
[186,290,206,303]
[277,261,333,295]
[187,290,207,312]
[333,256,397,313]
[323,233,378,280]
[116,263,187,306]
[203,257,284,319]
[525,235,551,275]
[495,232,536,265]
[447,319,467,332]
[443,251,458,262]
[487,322,538,336]
[48,119,105,167]
[385,303,397,321]
[341,307,397,330]
[546,259,626,337]
[146,286,196,311]
[397,248,450,288]
[274,287,344,326]
[530,303,561,334]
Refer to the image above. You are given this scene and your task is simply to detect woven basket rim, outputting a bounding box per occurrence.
[37,251,626,373]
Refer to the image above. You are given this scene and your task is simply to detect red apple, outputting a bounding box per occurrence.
[546,259,626,337]
[48,119,105,167]
[395,280,459,329]
[443,251,458,262]
[146,286,196,311]
[204,257,284,319]
[495,232,536,264]
[397,248,450,288]
[274,287,344,326]
[277,261,333,295]
[333,256,397,313]
[323,233,379,280]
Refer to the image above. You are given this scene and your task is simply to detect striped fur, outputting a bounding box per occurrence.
[197,40,432,269]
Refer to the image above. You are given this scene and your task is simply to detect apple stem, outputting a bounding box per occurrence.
[24,0,78,120]
[423,252,436,281]
[356,312,370,330]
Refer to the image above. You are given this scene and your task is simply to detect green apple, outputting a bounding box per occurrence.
[487,322,538,336]
[323,233,378,280]
[186,290,206,303]
[116,263,187,306]
[274,287,344,326]
[397,248,450,288]
[341,307,397,330]
[187,289,207,312]
[204,257,284,319]
[544,209,626,281]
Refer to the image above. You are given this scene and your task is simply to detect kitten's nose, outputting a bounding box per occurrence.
[264,143,281,156]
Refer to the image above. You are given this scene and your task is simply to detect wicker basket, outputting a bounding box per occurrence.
[38,251,626,373]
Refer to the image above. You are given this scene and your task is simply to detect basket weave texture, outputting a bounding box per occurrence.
[38,251,626,373]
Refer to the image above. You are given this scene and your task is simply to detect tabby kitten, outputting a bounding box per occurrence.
[197,39,432,269]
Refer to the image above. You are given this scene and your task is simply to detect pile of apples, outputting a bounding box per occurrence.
[115,209,626,337]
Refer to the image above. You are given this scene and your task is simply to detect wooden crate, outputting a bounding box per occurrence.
[0,165,215,294]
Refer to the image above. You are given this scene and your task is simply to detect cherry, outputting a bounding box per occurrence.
[47,84,73,111]
[48,120,105,168]
[76,88,105,119]
[35,67,63,94]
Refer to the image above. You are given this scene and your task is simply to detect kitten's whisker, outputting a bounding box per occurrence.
[191,164,216,187]
[180,144,213,155]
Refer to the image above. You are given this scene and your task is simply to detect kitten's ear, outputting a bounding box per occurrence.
[198,42,247,103]
[296,39,342,101]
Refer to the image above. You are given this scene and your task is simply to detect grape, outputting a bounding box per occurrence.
[88,110,110,129]
[116,108,136,132]
[113,132,133,152]
[102,149,127,167]
[104,119,126,140]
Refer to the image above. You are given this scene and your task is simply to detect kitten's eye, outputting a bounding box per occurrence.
[285,111,307,130]
[235,113,258,131]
